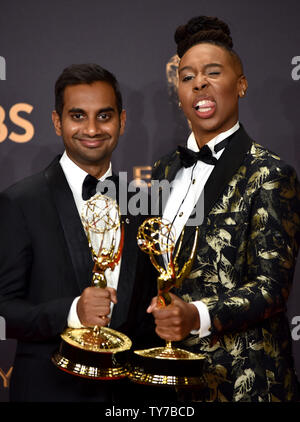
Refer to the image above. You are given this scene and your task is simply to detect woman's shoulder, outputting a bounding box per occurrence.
[152,148,179,177]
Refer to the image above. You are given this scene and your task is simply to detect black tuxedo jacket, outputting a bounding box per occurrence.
[0,156,157,402]
[152,125,300,401]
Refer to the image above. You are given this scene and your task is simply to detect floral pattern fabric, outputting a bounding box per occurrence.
[152,139,300,402]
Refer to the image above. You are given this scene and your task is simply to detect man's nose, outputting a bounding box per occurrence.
[84,118,100,136]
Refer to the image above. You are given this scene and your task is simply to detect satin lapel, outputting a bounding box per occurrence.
[109,177,139,330]
[44,156,93,292]
[179,126,253,253]
[164,151,182,184]
[154,151,182,218]
[109,214,139,330]
[204,125,252,217]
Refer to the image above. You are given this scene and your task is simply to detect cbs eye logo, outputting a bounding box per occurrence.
[1,57,34,143]
[0,103,34,143]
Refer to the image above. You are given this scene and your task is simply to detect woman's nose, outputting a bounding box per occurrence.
[193,74,208,91]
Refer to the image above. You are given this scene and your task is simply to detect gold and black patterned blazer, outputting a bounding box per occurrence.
[152,125,300,401]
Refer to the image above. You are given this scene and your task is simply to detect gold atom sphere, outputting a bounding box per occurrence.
[137,217,176,255]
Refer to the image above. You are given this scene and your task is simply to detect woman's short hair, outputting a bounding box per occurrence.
[174,16,243,73]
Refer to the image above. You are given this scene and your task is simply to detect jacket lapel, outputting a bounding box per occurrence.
[203,125,252,217]
[44,159,141,329]
[108,177,140,330]
[44,156,93,293]
[164,151,182,184]
[153,151,182,217]
[109,213,139,330]
[178,125,253,254]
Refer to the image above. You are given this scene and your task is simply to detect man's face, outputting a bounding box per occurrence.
[177,43,247,145]
[52,81,126,174]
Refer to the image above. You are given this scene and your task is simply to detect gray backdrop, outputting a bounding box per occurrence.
[0,0,299,402]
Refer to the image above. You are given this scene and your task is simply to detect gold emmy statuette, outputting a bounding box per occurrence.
[52,194,132,380]
[128,217,206,386]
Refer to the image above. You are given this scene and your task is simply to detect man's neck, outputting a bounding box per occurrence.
[66,153,110,179]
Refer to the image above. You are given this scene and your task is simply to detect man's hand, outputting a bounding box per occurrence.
[77,286,117,327]
[147,293,200,341]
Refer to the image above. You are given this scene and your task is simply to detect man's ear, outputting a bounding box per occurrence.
[119,109,126,136]
[52,110,62,136]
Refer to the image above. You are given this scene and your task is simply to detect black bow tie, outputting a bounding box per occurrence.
[177,137,230,168]
[82,174,99,200]
[82,174,115,200]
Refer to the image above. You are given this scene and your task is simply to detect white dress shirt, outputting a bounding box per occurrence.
[162,122,240,338]
[59,151,121,328]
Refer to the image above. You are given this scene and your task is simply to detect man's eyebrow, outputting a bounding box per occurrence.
[68,107,85,113]
[178,63,223,73]
[68,107,115,113]
[97,107,115,113]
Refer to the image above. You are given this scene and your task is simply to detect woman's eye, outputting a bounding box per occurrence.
[182,75,194,82]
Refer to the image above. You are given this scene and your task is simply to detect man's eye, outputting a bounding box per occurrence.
[98,113,110,120]
[71,113,84,120]
[208,71,220,76]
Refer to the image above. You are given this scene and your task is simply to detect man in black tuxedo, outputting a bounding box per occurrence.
[0,64,157,402]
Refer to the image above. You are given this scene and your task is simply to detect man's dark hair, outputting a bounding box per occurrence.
[55,63,123,118]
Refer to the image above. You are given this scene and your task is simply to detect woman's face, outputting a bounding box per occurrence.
[177,43,247,146]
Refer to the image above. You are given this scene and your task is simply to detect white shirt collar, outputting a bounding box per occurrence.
[187,121,240,154]
[59,151,112,200]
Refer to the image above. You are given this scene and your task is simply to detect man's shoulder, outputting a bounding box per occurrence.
[1,156,61,202]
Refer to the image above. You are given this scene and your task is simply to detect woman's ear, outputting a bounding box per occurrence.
[238,75,248,98]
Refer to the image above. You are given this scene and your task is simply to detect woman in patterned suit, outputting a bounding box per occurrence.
[147,15,300,401]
